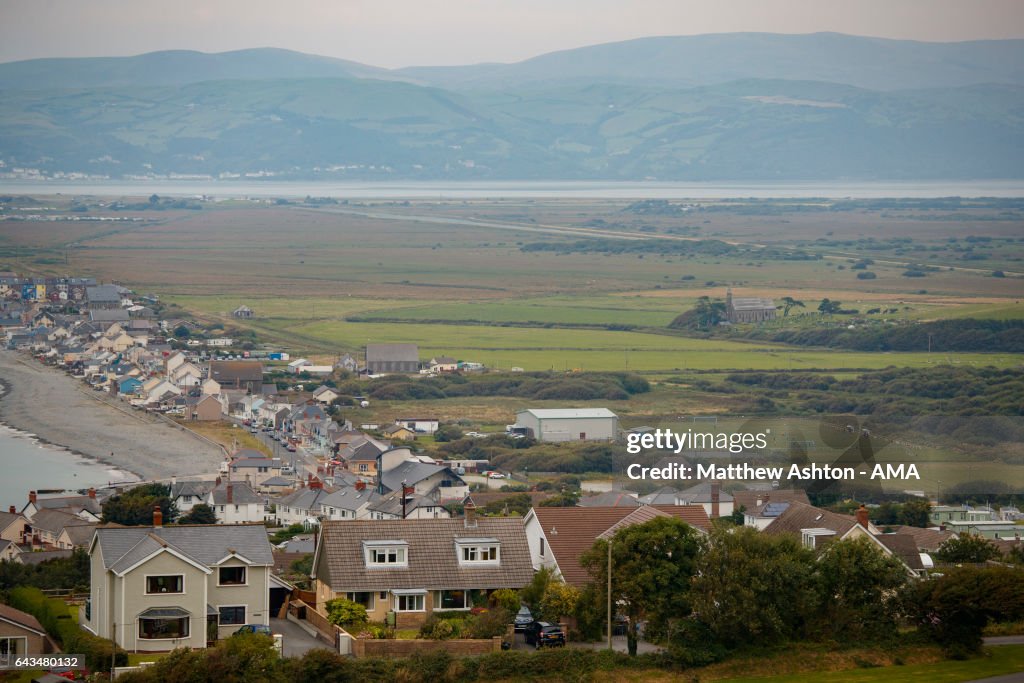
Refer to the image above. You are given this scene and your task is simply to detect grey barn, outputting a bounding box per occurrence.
[365,344,420,374]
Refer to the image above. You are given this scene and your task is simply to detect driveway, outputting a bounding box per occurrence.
[270,617,332,658]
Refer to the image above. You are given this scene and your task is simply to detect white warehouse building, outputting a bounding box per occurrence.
[515,408,619,442]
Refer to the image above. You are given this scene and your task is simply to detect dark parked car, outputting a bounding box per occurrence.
[524,621,565,649]
[234,624,272,636]
[513,605,533,632]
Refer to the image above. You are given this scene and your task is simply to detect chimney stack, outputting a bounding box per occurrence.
[88,488,96,500]
[153,505,163,528]
[8,505,15,515]
[710,482,721,519]
[226,484,233,504]
[355,480,366,491]
[855,504,870,529]
[464,501,477,528]
[29,491,37,505]
[216,476,222,486]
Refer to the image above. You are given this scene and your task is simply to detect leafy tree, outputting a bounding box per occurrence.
[101,483,177,526]
[691,527,818,648]
[538,490,580,507]
[934,534,1001,564]
[778,296,805,316]
[911,565,1024,657]
[519,566,554,615]
[726,504,746,526]
[0,548,90,591]
[433,424,464,442]
[174,324,190,339]
[815,537,909,641]
[817,298,842,315]
[580,517,703,656]
[325,598,369,629]
[540,581,580,623]
[178,503,217,525]
[489,588,521,613]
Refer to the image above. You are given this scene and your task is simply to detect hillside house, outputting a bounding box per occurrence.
[726,288,776,323]
[365,343,419,374]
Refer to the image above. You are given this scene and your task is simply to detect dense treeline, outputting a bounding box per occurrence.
[335,372,650,402]
[0,548,90,591]
[725,366,1024,416]
[751,319,1024,353]
[519,237,817,261]
[437,436,619,474]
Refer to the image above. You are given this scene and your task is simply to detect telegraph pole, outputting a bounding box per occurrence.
[607,539,612,650]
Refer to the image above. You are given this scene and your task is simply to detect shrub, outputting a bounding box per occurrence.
[489,588,521,614]
[326,597,369,629]
[465,607,511,639]
[856,271,878,280]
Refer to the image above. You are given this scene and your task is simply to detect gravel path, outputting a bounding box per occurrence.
[0,350,224,481]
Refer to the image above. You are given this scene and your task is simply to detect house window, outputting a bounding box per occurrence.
[0,637,27,665]
[379,591,388,601]
[359,464,368,472]
[460,545,499,563]
[395,594,424,612]
[219,566,246,586]
[146,575,183,594]
[540,537,546,557]
[139,617,189,640]
[219,606,246,625]
[364,542,408,567]
[438,590,469,610]
[346,592,375,609]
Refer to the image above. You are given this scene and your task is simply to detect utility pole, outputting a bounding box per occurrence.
[607,539,613,651]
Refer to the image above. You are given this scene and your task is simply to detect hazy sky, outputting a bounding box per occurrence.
[2,0,1023,67]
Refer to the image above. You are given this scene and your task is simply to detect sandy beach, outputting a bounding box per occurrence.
[0,350,225,481]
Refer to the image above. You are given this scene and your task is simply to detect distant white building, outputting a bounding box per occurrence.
[514,408,618,442]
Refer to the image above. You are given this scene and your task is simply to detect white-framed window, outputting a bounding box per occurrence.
[0,637,27,665]
[435,589,470,610]
[346,592,374,609]
[139,617,189,640]
[145,574,183,594]
[219,566,246,586]
[364,541,408,567]
[395,594,424,612]
[457,539,500,565]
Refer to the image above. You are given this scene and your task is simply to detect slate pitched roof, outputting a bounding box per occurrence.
[32,495,101,516]
[62,523,97,547]
[19,550,74,565]
[277,488,331,513]
[319,487,382,512]
[578,491,640,508]
[210,481,262,506]
[732,488,810,514]
[380,460,458,493]
[94,524,273,571]
[209,360,263,383]
[314,517,533,591]
[365,344,419,363]
[29,508,82,535]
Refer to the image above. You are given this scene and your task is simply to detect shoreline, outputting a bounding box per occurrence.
[0,375,140,482]
[0,350,224,482]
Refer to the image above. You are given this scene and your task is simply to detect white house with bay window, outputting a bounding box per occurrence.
[311,508,533,629]
[83,518,274,651]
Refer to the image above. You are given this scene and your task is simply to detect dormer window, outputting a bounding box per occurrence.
[364,540,408,568]
[456,538,500,566]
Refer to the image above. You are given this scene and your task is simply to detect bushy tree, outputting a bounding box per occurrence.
[488,588,521,614]
[540,581,580,623]
[519,566,554,615]
[691,527,818,647]
[580,517,703,656]
[814,537,909,641]
[911,565,1024,657]
[433,424,464,442]
[325,598,369,629]
[101,483,177,525]
[934,534,1001,564]
[178,503,217,525]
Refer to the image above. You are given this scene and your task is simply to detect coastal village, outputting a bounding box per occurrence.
[0,271,1022,675]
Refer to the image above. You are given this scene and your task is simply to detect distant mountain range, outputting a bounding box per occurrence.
[1,33,1022,181]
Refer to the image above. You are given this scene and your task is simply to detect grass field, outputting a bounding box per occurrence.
[712,645,1024,683]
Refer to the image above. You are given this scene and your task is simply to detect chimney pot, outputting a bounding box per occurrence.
[855,504,870,529]
[28,491,37,505]
[710,481,721,519]
[153,505,163,528]
[88,488,96,499]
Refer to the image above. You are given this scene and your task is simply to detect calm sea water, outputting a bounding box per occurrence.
[2,179,1024,199]
[0,424,136,509]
